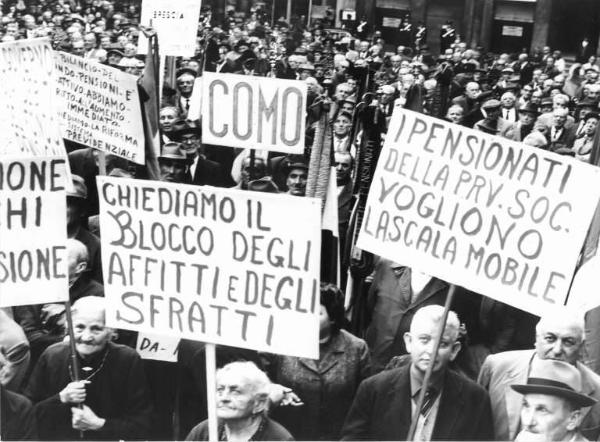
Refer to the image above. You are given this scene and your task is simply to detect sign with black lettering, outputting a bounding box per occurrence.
[137,0,202,56]
[97,177,321,358]
[54,52,145,164]
[0,39,67,160]
[0,157,69,307]
[201,73,306,154]
[357,109,600,315]
[136,332,179,362]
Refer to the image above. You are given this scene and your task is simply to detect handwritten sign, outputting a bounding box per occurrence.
[202,73,306,154]
[0,157,69,307]
[137,0,202,57]
[136,332,179,362]
[0,39,67,160]
[98,178,321,358]
[53,52,145,164]
[357,109,600,315]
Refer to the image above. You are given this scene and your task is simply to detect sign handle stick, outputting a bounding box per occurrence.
[64,299,84,439]
[407,283,457,441]
[205,343,218,441]
[249,149,256,177]
[98,150,107,176]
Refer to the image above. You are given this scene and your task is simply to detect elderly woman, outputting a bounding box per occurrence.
[262,284,371,440]
[185,361,293,441]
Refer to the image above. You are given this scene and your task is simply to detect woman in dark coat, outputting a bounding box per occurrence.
[263,283,371,441]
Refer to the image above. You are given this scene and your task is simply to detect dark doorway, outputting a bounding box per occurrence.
[491,20,533,54]
[548,0,600,56]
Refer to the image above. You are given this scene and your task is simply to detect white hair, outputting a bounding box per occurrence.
[536,310,585,341]
[410,305,460,342]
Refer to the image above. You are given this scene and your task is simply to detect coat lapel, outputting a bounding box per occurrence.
[388,365,413,439]
[408,277,447,309]
[317,332,345,375]
[506,354,534,439]
[433,370,464,439]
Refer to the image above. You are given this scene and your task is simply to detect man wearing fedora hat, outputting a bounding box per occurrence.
[158,143,190,184]
[512,359,596,441]
[479,310,600,441]
[500,102,540,142]
[474,99,509,135]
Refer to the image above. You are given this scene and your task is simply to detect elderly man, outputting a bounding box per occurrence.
[474,99,509,135]
[478,311,600,441]
[512,359,596,442]
[170,120,226,187]
[451,81,483,127]
[158,142,190,184]
[547,108,577,151]
[341,305,493,441]
[185,361,293,441]
[333,111,353,155]
[24,296,152,440]
[500,103,540,142]
[164,67,197,119]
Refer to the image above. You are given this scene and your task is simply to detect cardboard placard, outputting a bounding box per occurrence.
[98,178,321,358]
[54,52,145,164]
[0,39,67,161]
[137,0,202,57]
[201,73,306,154]
[0,157,69,307]
[357,108,600,316]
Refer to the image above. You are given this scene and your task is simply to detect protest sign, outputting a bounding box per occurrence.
[137,0,202,57]
[136,332,179,362]
[0,39,67,160]
[0,157,69,307]
[97,178,321,358]
[356,108,600,316]
[202,73,306,154]
[54,52,145,164]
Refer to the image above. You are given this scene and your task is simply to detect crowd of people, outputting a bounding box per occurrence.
[3,0,600,441]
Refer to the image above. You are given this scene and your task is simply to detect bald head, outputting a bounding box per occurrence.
[67,238,88,281]
[535,310,584,365]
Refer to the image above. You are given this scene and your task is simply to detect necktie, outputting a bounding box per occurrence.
[504,109,509,120]
[186,98,190,111]
[420,387,437,416]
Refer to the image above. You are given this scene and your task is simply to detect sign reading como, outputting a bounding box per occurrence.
[202,72,307,154]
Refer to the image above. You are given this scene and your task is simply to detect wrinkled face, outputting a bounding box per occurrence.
[446,106,463,124]
[335,152,352,185]
[159,158,187,183]
[519,394,576,442]
[404,318,460,376]
[502,94,516,108]
[286,168,307,196]
[334,115,352,137]
[535,320,583,364]
[73,309,112,357]
[159,109,178,132]
[216,371,261,421]
[124,43,137,57]
[177,74,195,95]
[179,133,200,156]
[466,83,481,100]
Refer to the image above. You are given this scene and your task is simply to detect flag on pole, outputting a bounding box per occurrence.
[321,167,340,286]
[138,28,161,181]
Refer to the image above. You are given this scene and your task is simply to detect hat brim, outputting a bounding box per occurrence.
[511,384,597,407]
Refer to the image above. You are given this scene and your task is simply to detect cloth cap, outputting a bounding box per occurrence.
[159,143,188,161]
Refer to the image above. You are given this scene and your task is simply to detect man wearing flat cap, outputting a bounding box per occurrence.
[474,99,509,135]
[513,359,596,441]
[284,155,308,197]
